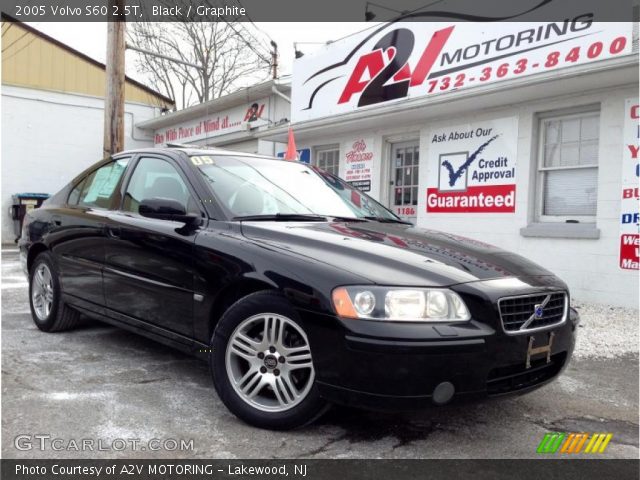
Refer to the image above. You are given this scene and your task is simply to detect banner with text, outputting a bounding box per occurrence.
[619,98,639,270]
[427,117,518,213]
[153,100,269,145]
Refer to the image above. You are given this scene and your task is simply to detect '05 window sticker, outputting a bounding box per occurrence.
[191,156,215,166]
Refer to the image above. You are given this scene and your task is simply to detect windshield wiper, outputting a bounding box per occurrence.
[363,216,413,225]
[329,216,368,222]
[233,213,328,222]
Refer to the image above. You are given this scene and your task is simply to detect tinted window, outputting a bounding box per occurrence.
[123,157,198,214]
[67,178,85,205]
[77,159,129,209]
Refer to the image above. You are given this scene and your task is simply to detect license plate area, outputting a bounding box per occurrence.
[526,331,555,369]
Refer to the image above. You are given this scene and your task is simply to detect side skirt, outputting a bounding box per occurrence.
[62,293,210,358]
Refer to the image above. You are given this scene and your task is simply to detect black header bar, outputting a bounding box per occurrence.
[2,0,637,22]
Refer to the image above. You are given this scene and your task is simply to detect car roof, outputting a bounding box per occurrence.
[116,145,282,162]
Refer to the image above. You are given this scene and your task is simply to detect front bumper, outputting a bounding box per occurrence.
[297,289,578,410]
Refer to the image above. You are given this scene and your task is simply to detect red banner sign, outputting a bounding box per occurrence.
[426,184,516,213]
[620,234,639,270]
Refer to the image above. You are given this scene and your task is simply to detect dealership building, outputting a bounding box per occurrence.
[255,20,639,308]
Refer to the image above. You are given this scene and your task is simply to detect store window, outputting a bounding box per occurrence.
[315,146,340,176]
[536,109,600,222]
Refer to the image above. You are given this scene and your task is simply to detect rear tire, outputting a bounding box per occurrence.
[29,251,81,332]
[211,291,329,430]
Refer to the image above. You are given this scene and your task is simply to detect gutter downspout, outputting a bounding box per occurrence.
[271,86,291,103]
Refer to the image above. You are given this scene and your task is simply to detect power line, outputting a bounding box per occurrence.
[2,36,37,60]
[1,31,29,52]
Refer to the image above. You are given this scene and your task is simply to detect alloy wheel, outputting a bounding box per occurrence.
[225,313,314,412]
[32,263,54,321]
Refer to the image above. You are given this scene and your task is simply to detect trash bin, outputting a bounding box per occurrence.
[9,193,50,242]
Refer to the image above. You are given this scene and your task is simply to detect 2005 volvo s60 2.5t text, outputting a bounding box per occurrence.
[20,146,579,430]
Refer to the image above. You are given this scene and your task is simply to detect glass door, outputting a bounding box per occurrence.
[389,141,419,223]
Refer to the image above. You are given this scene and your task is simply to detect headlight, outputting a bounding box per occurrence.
[332,286,471,322]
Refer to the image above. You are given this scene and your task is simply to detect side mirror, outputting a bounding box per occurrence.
[139,198,200,226]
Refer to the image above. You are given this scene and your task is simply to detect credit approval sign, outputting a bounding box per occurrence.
[426,117,518,213]
[292,20,632,122]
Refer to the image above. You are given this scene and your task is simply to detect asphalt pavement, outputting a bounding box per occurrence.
[2,246,638,459]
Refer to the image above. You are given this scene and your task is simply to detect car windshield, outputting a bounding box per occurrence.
[192,155,400,221]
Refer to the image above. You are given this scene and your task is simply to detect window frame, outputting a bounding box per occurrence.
[535,107,600,224]
[118,153,204,218]
[314,145,340,177]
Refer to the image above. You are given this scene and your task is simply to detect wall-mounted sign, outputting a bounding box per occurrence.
[277,148,311,163]
[619,98,639,270]
[292,21,632,122]
[426,117,518,213]
[154,100,269,145]
[344,138,374,183]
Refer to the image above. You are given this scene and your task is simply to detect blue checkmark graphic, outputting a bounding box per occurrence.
[441,134,500,187]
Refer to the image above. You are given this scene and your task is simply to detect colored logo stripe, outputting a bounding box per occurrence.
[584,433,613,454]
[538,432,613,454]
[537,432,566,453]
[560,433,589,453]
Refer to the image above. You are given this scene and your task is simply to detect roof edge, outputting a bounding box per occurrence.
[1,13,174,106]
[136,78,291,130]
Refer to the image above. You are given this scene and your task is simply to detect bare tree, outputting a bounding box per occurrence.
[128,20,272,110]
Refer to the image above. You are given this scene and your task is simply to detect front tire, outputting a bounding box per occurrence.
[211,291,328,430]
[29,252,81,332]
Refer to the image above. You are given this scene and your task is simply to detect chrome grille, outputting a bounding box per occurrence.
[498,292,567,334]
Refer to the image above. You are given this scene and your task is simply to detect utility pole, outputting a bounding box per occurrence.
[270,40,278,79]
[103,1,126,158]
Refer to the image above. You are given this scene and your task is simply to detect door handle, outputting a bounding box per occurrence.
[106,226,121,238]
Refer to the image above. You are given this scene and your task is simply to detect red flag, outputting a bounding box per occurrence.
[284,127,298,161]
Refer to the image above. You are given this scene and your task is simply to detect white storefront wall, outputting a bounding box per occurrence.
[293,85,639,308]
[1,84,161,242]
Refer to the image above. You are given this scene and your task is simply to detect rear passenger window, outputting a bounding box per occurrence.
[77,159,129,209]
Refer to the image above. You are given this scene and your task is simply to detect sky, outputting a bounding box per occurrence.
[27,22,375,84]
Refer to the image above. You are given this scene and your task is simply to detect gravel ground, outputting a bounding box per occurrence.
[1,246,638,459]
[572,300,639,359]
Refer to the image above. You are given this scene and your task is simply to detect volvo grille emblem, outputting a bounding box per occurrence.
[534,304,544,318]
[519,294,552,331]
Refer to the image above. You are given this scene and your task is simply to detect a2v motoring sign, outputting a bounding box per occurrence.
[427,117,518,213]
[292,20,632,122]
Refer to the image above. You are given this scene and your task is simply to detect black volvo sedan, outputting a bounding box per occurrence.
[19,146,578,430]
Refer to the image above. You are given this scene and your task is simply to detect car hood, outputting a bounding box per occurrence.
[239,221,554,287]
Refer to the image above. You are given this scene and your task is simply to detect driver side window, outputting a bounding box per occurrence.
[123,157,199,215]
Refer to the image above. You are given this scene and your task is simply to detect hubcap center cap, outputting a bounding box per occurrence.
[263,354,278,370]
